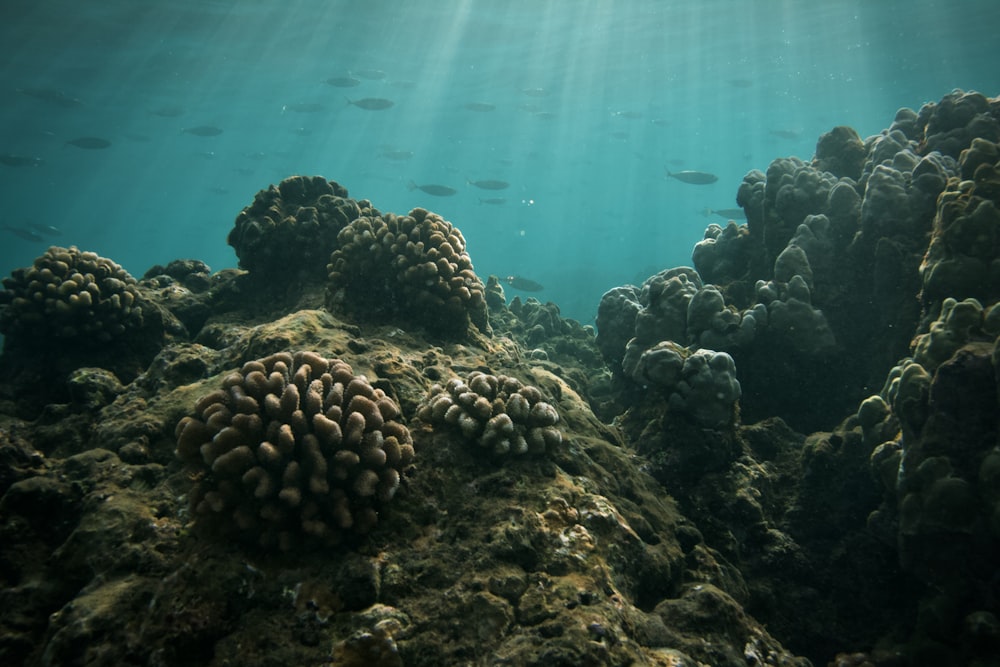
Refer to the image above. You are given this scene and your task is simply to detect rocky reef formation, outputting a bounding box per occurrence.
[0,89,998,667]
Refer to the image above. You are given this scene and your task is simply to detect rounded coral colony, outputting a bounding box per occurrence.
[326,207,490,336]
[175,351,414,549]
[227,175,375,281]
[0,245,143,344]
[416,371,562,459]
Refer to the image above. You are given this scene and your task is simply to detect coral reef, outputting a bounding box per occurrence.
[415,371,562,458]
[175,351,414,549]
[326,207,490,337]
[0,245,143,344]
[228,175,373,284]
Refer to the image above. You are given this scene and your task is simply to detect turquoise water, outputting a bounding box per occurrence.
[1,0,998,324]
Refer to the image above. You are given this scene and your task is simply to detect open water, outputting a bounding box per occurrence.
[1,0,998,323]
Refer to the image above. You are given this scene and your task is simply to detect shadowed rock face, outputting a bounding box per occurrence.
[1,90,999,667]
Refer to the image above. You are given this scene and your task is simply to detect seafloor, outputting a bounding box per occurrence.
[1,89,998,667]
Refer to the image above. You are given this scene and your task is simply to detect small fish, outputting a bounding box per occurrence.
[727,78,754,88]
[407,181,457,197]
[532,111,556,120]
[325,76,361,87]
[463,102,496,112]
[17,87,83,108]
[665,169,718,185]
[467,178,509,190]
[379,149,414,161]
[505,275,544,292]
[124,133,151,142]
[0,153,43,167]
[66,136,111,149]
[346,97,395,111]
[1,225,45,242]
[650,118,670,127]
[28,222,62,236]
[209,186,230,195]
[283,102,325,113]
[769,129,801,140]
[182,125,224,137]
[150,105,185,117]
[521,87,549,97]
[353,68,386,80]
[479,197,506,205]
[610,131,629,140]
[612,110,642,119]
[701,207,746,220]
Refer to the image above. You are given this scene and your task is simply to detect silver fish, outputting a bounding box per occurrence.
[183,125,224,137]
[505,275,544,292]
[325,76,361,87]
[467,178,509,191]
[0,153,43,167]
[702,207,746,220]
[408,181,456,197]
[284,102,325,113]
[665,169,718,185]
[2,225,45,242]
[463,102,496,112]
[66,136,111,149]
[346,97,395,111]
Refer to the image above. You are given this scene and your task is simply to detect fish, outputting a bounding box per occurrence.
[650,118,670,127]
[727,78,754,88]
[325,76,361,87]
[463,102,496,112]
[0,153,44,167]
[479,197,506,205]
[407,181,457,197]
[505,275,544,292]
[66,137,111,149]
[467,178,509,190]
[183,125,224,136]
[283,102,325,113]
[1,225,45,242]
[28,222,62,236]
[353,68,386,80]
[769,129,801,140]
[17,87,83,108]
[701,207,746,220]
[150,105,185,117]
[521,87,549,97]
[612,110,643,119]
[346,97,395,111]
[665,169,718,185]
[378,149,414,161]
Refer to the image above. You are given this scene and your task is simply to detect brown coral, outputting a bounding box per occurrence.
[326,207,490,337]
[0,245,143,344]
[175,351,414,549]
[227,175,374,283]
[415,371,562,459]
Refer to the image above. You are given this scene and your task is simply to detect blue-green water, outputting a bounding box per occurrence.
[1,0,998,324]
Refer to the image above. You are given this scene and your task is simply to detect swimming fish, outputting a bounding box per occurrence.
[353,68,386,80]
[150,105,185,117]
[467,178,509,190]
[0,153,43,167]
[479,197,506,205]
[407,181,457,197]
[463,102,496,112]
[346,97,395,110]
[521,87,549,97]
[505,275,544,292]
[727,78,754,88]
[378,149,414,161]
[28,222,62,236]
[325,76,361,87]
[17,87,83,108]
[611,110,643,119]
[701,207,746,220]
[183,125,224,136]
[66,137,111,149]
[1,225,45,242]
[665,169,718,185]
[283,102,325,113]
[769,129,801,140]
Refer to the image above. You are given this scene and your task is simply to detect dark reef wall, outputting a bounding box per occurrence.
[0,90,998,667]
